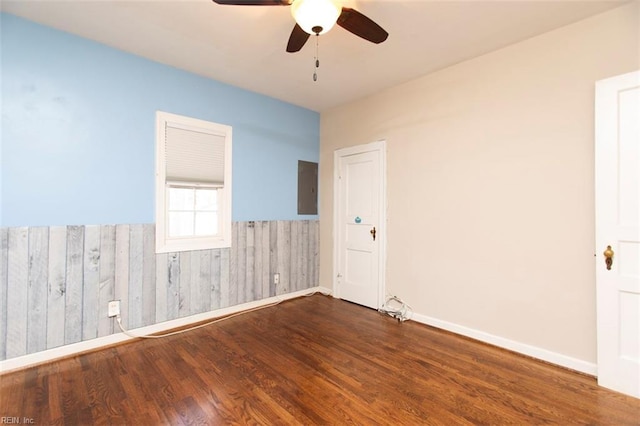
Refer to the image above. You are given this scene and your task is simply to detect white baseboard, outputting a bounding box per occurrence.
[313,286,333,296]
[0,287,332,374]
[9,289,592,379]
[411,313,597,376]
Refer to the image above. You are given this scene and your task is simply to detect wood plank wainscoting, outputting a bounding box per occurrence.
[0,221,319,362]
[1,295,638,424]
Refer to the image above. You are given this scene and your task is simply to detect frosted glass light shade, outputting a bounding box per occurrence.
[291,0,341,35]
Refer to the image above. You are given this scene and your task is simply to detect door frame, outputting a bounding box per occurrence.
[332,140,387,307]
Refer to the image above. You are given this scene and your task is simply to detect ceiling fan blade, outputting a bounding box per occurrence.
[212,0,291,5]
[337,7,388,44]
[286,24,311,53]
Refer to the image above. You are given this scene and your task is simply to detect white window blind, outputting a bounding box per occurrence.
[165,124,226,184]
[156,111,232,253]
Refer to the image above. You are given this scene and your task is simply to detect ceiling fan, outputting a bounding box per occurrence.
[211,0,389,53]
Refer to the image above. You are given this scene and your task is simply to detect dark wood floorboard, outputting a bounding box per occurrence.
[1,295,638,425]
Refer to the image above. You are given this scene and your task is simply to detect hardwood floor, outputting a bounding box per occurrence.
[1,294,638,425]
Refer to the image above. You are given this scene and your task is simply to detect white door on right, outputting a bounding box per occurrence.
[334,142,385,310]
[595,70,640,398]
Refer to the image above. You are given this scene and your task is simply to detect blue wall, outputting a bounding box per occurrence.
[0,13,319,227]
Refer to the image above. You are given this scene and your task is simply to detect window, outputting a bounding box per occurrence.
[155,111,232,253]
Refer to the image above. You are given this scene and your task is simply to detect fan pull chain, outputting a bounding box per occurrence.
[313,34,319,82]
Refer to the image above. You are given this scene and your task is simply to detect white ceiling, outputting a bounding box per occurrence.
[1,0,628,112]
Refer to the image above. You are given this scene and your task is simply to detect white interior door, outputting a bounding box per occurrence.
[334,141,385,309]
[595,70,640,399]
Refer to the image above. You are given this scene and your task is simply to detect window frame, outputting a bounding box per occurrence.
[155,111,232,253]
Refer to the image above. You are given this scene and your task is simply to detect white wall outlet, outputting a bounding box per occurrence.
[108,300,120,317]
[274,273,280,284]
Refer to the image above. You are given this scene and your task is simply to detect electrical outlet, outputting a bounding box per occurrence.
[274,273,280,284]
[108,300,120,317]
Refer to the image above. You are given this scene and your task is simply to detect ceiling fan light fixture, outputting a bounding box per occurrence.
[291,0,342,35]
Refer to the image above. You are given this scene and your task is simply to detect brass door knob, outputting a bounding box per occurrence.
[603,245,614,270]
[370,226,376,241]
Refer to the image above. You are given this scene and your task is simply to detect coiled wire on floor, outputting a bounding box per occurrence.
[378,295,412,322]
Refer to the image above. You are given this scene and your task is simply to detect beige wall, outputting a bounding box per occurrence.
[319,3,639,365]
